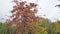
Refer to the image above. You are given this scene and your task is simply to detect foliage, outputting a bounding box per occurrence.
[53,21,60,34]
[0,20,60,34]
[0,23,14,34]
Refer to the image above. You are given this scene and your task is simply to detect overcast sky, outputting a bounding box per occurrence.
[0,0,60,22]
